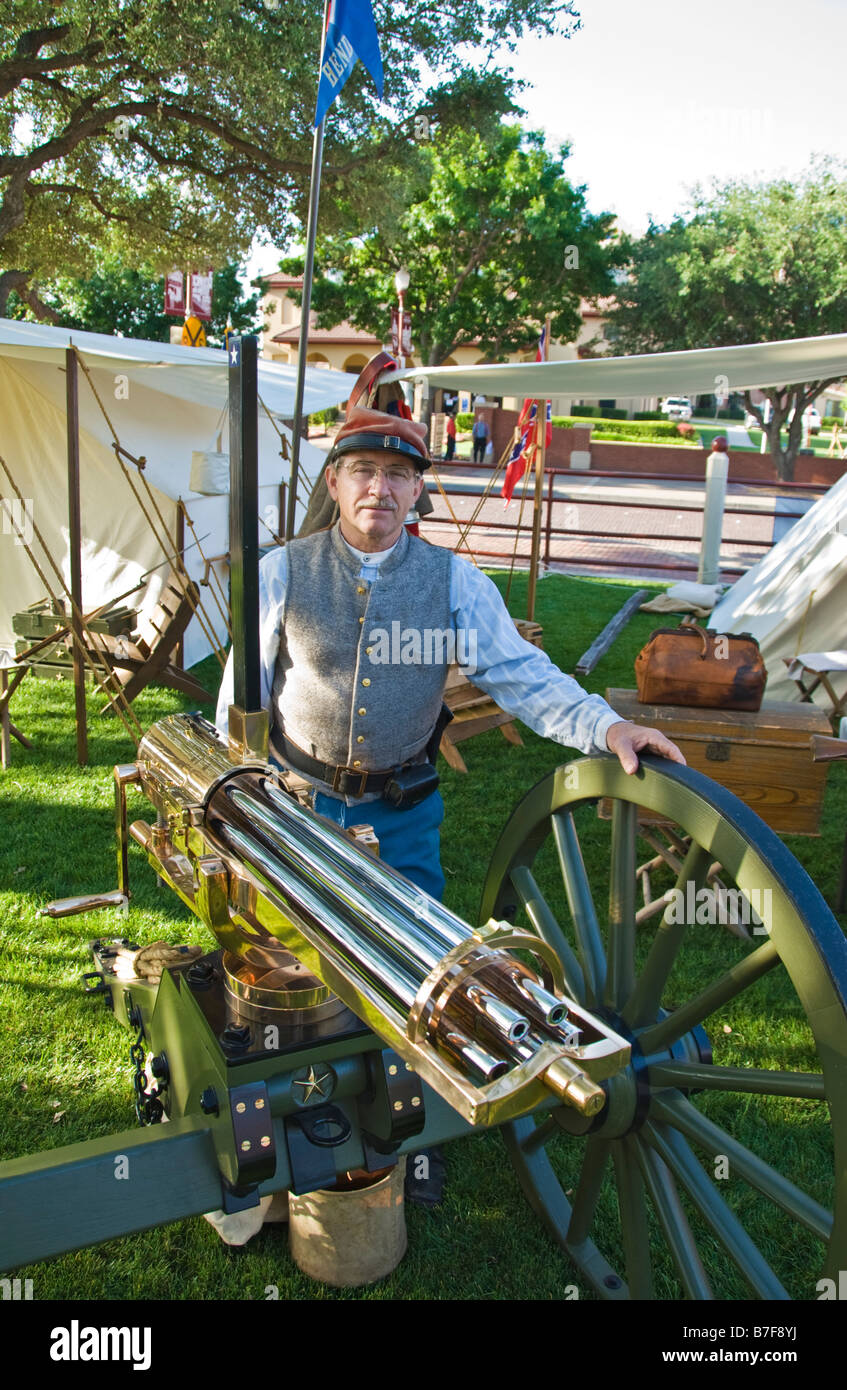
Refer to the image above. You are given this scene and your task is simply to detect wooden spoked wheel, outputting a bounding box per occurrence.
[480,755,847,1301]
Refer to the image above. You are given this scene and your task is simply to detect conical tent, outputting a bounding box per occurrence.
[0,321,352,668]
[709,470,847,703]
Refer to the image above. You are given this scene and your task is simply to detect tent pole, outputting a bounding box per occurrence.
[286,114,326,542]
[286,0,331,544]
[527,315,551,622]
[65,347,88,766]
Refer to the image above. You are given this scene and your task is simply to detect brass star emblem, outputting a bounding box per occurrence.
[292,1064,334,1104]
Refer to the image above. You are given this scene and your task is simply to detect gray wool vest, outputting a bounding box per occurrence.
[271,523,453,780]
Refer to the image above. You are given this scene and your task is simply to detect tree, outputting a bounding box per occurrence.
[7,260,262,343]
[290,124,620,370]
[0,0,579,317]
[610,163,847,480]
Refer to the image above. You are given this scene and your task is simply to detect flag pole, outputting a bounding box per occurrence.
[286,1,331,543]
[526,313,552,621]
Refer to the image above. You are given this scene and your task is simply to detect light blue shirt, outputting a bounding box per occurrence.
[216,542,623,757]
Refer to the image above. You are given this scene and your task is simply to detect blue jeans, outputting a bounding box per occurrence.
[313,789,446,901]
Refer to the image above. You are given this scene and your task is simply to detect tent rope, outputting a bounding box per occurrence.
[73,350,227,667]
[0,452,144,742]
[443,434,514,561]
[503,441,536,607]
[257,393,314,519]
[426,462,479,567]
[178,499,232,639]
[112,443,226,667]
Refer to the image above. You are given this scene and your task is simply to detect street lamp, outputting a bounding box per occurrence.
[394,266,410,369]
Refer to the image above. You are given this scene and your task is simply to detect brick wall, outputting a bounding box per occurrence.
[586,441,845,486]
[480,406,592,466]
[477,407,845,485]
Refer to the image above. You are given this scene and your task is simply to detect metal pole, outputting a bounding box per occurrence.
[527,314,551,621]
[286,117,327,541]
[544,470,554,567]
[397,286,406,371]
[65,347,88,765]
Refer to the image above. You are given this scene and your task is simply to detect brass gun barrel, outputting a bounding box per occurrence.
[132,715,630,1122]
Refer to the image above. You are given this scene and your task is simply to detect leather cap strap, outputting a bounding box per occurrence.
[328,431,427,469]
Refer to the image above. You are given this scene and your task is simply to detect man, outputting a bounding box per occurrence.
[471,412,489,463]
[216,404,685,901]
[445,412,457,461]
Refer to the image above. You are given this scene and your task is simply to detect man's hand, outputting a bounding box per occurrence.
[606,719,686,775]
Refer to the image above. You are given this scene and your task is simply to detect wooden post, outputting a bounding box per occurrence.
[0,668,10,769]
[66,347,88,766]
[527,314,552,621]
[228,336,261,714]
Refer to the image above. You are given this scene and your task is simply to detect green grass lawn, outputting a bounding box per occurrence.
[1,572,845,1301]
[698,423,842,460]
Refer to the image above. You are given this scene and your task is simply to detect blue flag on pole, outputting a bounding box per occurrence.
[314,0,384,128]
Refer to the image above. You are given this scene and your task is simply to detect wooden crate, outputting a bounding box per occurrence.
[12,599,137,640]
[605,687,832,836]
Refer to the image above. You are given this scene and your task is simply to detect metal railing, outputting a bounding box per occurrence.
[422,461,818,576]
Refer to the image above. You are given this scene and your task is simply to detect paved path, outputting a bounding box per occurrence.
[420,465,816,583]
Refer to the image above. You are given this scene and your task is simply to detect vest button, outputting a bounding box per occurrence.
[358,707,366,715]
[358,617,365,624]
[362,678,371,686]
[356,735,364,744]
[365,645,372,654]
[353,759,361,768]
[357,585,366,594]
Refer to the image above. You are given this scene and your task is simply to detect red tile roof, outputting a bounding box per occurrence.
[260,272,305,289]
[273,313,382,345]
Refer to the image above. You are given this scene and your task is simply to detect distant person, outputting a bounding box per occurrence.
[445,413,457,461]
[472,413,489,463]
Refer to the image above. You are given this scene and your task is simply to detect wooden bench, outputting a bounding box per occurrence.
[439,619,543,773]
[12,576,211,717]
[783,652,847,730]
[93,572,211,711]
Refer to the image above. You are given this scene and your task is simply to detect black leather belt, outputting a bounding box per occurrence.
[275,731,397,798]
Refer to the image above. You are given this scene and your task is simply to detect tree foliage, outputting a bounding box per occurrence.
[609,163,847,478]
[5,260,262,343]
[292,124,620,368]
[1,0,579,316]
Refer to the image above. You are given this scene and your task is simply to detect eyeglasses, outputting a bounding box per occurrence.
[341,461,417,486]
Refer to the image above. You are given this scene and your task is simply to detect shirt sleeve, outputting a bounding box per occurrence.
[449,555,624,754]
[215,547,289,736]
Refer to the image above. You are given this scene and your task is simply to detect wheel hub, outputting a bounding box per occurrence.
[552,1012,714,1140]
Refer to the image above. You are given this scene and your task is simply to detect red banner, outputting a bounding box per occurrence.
[189,270,214,322]
[390,307,411,358]
[164,270,185,317]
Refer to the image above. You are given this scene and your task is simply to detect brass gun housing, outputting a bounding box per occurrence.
[117,713,629,1128]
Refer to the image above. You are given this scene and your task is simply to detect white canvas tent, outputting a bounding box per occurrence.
[708,470,847,703]
[0,320,352,669]
[387,331,847,400]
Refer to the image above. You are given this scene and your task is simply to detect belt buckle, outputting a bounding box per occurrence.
[331,764,368,797]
